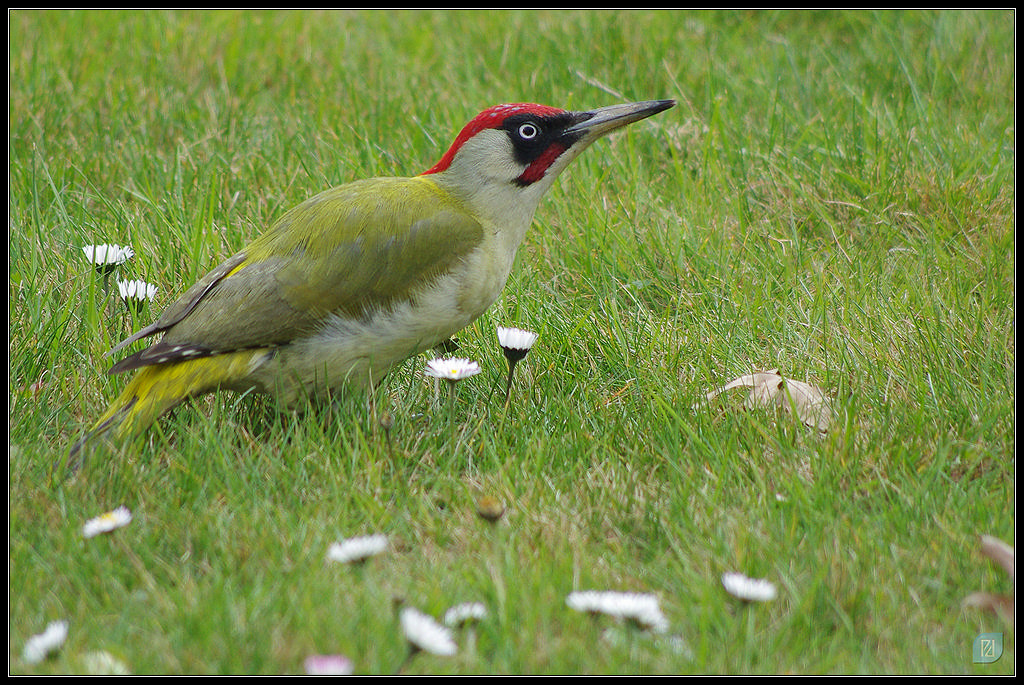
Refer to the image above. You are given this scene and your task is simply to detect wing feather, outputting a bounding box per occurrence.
[108,177,483,375]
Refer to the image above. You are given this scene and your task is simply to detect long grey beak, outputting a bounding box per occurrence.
[566,99,676,138]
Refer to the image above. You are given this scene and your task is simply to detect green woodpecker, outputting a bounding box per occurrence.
[70,99,675,460]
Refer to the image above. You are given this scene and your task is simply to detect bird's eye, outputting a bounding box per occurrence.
[517,122,539,140]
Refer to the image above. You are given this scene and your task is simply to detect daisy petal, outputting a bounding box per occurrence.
[116,279,158,301]
[443,602,488,627]
[496,325,539,352]
[721,572,777,602]
[304,654,354,675]
[400,607,457,656]
[326,534,388,564]
[22,620,68,664]
[82,506,132,539]
[82,243,133,266]
[424,357,481,381]
[566,590,669,633]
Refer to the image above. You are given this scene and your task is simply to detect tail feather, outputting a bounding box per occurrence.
[66,351,265,469]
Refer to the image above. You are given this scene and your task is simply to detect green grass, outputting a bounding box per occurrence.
[8,9,1015,675]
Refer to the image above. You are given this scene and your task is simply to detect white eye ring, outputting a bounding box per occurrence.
[518,122,539,140]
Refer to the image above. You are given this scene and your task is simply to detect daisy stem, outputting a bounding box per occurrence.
[503,359,519,406]
[445,379,457,423]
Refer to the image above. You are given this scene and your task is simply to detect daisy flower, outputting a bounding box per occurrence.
[566,590,670,633]
[82,506,132,539]
[424,357,481,416]
[721,572,777,602]
[497,325,539,358]
[400,606,457,657]
[304,654,354,675]
[83,243,134,273]
[82,651,131,675]
[22,620,69,664]
[326,534,388,565]
[496,326,538,405]
[424,357,481,382]
[117,279,158,301]
[83,243,134,294]
[443,601,488,628]
[117,279,158,313]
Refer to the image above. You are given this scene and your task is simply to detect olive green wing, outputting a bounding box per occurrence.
[107,177,484,375]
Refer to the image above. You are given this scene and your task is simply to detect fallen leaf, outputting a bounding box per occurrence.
[962,534,1015,626]
[962,591,1014,624]
[704,369,834,432]
[980,534,1015,579]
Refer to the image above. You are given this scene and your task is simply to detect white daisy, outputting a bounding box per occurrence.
[326,534,388,564]
[400,606,457,656]
[82,651,131,675]
[443,601,488,627]
[496,325,539,354]
[304,654,354,675]
[83,243,134,269]
[22,620,69,664]
[424,357,481,381]
[116,279,158,302]
[496,326,538,404]
[82,506,132,539]
[721,572,777,602]
[566,590,670,633]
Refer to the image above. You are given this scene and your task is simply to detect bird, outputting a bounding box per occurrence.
[68,98,675,463]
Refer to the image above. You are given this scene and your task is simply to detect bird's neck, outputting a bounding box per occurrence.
[424,166,550,261]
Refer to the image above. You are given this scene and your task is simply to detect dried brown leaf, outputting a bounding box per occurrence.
[962,534,1015,626]
[962,591,1015,624]
[980,534,1015,579]
[704,369,834,433]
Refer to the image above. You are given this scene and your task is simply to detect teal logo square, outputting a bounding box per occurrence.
[973,632,1003,663]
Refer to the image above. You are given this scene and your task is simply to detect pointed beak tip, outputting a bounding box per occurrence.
[635,98,677,116]
[567,98,676,136]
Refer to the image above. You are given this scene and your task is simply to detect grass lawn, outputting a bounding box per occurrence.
[8,9,1015,674]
